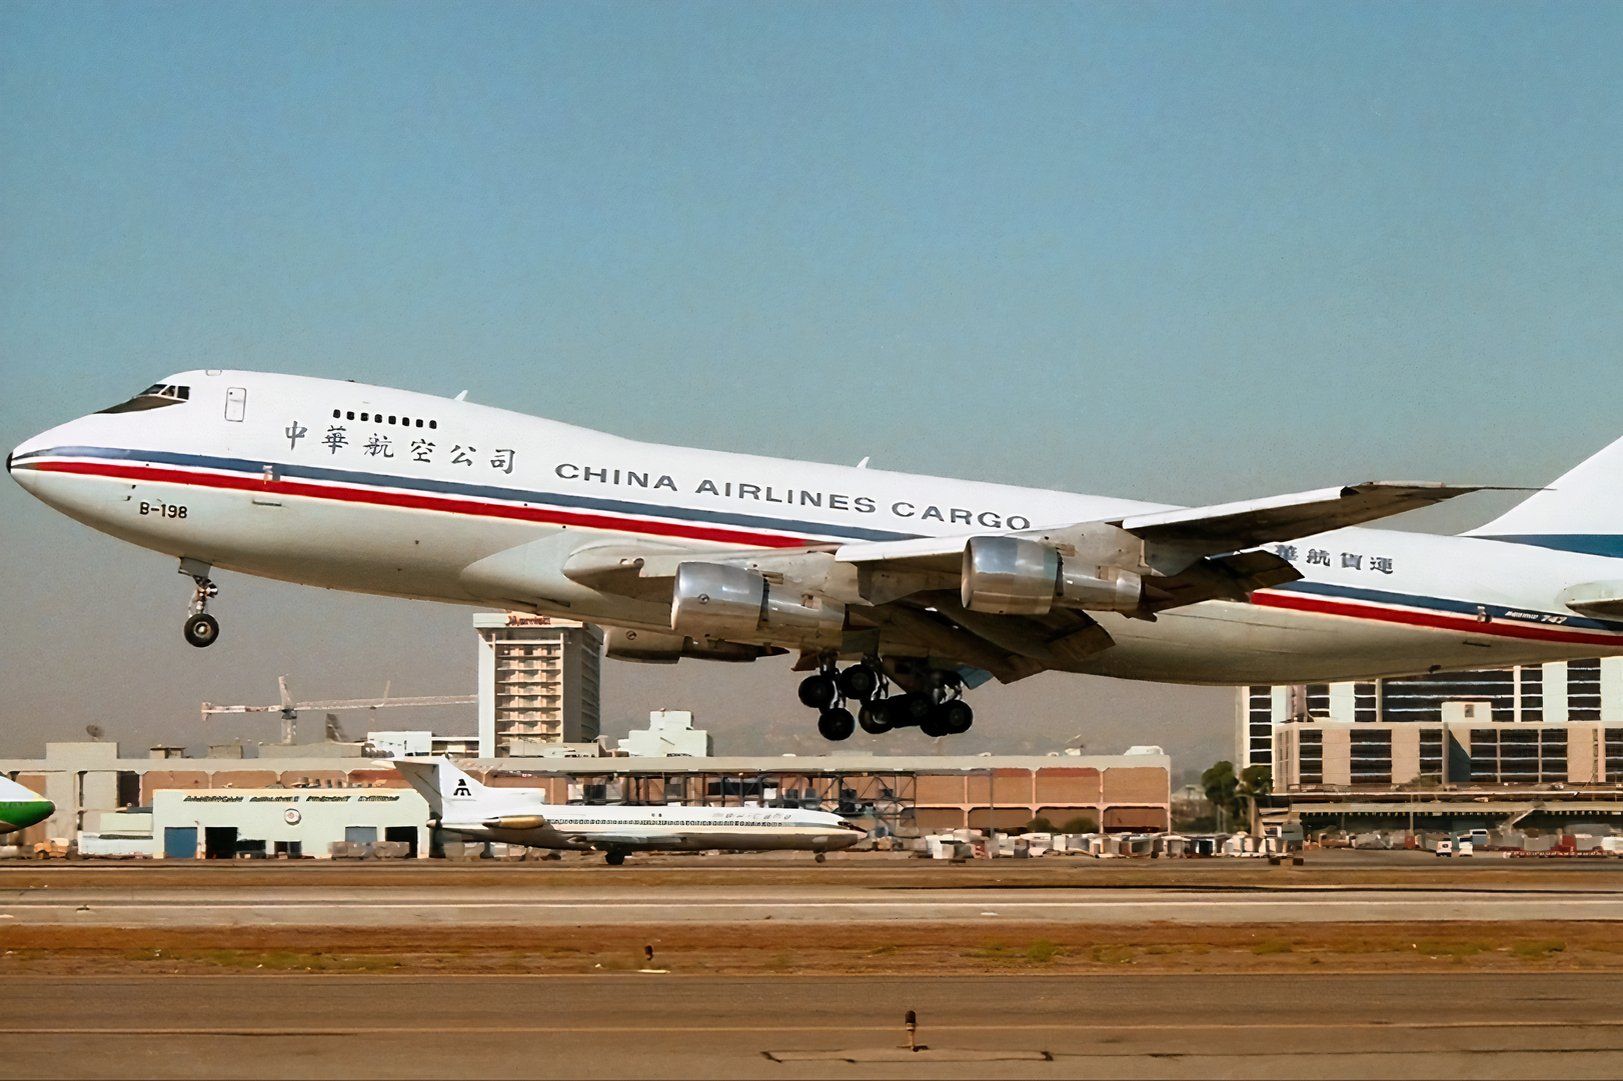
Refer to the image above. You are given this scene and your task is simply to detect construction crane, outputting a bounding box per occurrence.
[201,676,476,745]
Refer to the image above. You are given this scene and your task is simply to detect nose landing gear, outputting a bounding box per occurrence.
[180,559,220,648]
[801,658,973,741]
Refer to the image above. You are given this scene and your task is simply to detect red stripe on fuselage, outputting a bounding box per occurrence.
[1252,589,1623,648]
[24,459,817,550]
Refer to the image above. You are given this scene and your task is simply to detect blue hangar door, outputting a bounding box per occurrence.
[164,826,198,859]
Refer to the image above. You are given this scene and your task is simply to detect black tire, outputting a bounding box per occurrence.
[857,702,892,734]
[940,699,974,735]
[183,613,220,648]
[817,707,856,741]
[604,851,626,866]
[886,693,932,729]
[920,708,952,738]
[797,674,838,710]
[814,852,827,863]
[838,665,879,701]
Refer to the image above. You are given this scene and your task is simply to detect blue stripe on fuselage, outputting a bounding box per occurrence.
[1477,534,1623,559]
[1273,579,1623,633]
[11,445,920,544]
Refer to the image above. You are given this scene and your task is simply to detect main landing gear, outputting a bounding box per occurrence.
[180,558,220,648]
[799,658,974,742]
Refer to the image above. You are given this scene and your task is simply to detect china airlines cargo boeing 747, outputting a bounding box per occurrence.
[11,370,1623,741]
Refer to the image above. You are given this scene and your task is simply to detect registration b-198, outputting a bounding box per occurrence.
[138,499,188,519]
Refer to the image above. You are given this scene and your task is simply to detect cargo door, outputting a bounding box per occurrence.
[384,825,419,857]
[163,826,198,859]
[204,826,238,859]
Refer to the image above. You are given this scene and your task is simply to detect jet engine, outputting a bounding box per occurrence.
[670,562,845,648]
[604,626,779,664]
[481,815,549,832]
[960,536,1142,616]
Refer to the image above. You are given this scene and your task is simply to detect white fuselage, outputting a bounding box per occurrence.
[12,369,1623,684]
[445,800,865,854]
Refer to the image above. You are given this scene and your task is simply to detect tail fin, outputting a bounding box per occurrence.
[392,757,488,819]
[1469,434,1623,555]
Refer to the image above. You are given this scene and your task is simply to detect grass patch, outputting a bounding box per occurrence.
[187,949,400,972]
[1414,939,1489,959]
[1024,940,1059,964]
[969,940,1064,965]
[1249,939,1293,956]
[1088,945,1137,965]
[1509,940,1566,960]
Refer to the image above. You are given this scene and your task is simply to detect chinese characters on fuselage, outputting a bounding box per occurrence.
[284,420,515,475]
[1274,543,1395,575]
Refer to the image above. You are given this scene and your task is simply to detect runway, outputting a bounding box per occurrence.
[7,882,1623,926]
[7,972,1623,1079]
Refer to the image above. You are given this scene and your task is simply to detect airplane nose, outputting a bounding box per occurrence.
[9,427,60,488]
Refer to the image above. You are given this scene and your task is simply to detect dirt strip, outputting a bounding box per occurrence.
[5,920,1621,978]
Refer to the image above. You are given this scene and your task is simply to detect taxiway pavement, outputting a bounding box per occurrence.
[6,972,1622,1079]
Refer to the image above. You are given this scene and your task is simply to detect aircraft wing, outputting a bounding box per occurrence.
[834,482,1489,571]
[556,480,1488,682]
[1112,482,1489,552]
[582,832,688,850]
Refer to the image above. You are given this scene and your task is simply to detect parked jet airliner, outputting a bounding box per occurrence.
[11,370,1623,740]
[0,777,54,837]
[393,756,865,864]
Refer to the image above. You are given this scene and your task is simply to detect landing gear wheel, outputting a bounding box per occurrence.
[920,708,952,738]
[798,674,838,710]
[814,851,827,863]
[857,702,892,735]
[885,693,933,729]
[183,612,220,649]
[817,707,856,741]
[939,699,974,735]
[604,851,626,866]
[838,664,880,701]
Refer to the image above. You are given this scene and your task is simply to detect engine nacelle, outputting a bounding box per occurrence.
[961,536,1142,615]
[670,562,845,648]
[482,815,549,832]
[604,626,774,664]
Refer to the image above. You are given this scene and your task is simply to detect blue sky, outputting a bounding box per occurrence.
[3,3,1622,765]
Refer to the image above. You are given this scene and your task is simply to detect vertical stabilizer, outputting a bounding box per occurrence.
[1469,434,1623,556]
[391,757,489,819]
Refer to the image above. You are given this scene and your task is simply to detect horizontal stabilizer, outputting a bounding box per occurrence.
[1559,581,1623,619]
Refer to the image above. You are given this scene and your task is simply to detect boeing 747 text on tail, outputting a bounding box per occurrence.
[12,370,1623,740]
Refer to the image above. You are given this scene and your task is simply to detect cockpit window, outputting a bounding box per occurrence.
[97,384,191,414]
